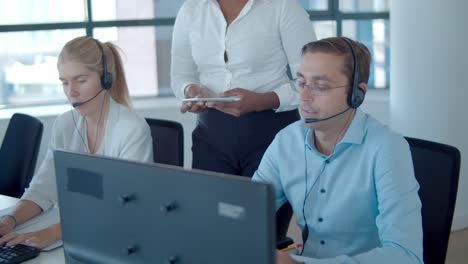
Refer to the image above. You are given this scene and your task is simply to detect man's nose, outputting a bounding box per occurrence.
[299,88,314,101]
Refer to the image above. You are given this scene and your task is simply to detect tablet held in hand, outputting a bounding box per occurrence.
[181,96,241,103]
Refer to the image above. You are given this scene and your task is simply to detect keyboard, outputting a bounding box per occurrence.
[0,244,40,264]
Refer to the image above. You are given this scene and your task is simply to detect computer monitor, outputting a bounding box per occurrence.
[54,150,275,264]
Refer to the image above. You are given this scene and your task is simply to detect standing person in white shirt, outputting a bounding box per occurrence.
[0,36,153,249]
[171,0,316,178]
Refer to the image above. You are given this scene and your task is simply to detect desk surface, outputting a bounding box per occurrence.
[0,195,65,264]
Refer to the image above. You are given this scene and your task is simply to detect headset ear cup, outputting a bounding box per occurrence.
[351,87,365,108]
[93,39,113,90]
[101,71,113,90]
[342,37,365,109]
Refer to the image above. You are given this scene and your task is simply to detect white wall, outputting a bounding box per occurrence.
[391,0,468,230]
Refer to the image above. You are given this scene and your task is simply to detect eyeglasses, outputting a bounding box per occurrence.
[293,78,348,96]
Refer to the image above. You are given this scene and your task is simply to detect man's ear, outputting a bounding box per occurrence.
[358,82,368,94]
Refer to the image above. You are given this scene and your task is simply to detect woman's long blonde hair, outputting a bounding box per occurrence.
[57,36,131,107]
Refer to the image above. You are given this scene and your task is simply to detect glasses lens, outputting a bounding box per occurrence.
[293,79,303,92]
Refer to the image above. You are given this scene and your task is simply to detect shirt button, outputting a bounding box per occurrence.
[320,189,326,194]
[320,240,325,245]
[318,217,323,222]
[325,160,330,164]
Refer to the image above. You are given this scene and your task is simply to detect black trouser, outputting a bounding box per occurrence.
[192,108,299,177]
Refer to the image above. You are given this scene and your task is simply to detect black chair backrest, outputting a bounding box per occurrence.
[405,137,461,264]
[0,113,44,198]
[145,118,184,167]
[276,202,293,241]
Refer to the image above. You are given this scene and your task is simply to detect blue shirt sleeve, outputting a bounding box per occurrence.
[252,134,289,210]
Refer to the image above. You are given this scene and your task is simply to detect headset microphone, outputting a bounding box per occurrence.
[72,89,104,108]
[305,107,351,123]
[72,39,112,108]
[305,38,364,124]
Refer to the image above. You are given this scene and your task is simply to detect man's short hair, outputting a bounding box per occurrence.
[301,37,372,85]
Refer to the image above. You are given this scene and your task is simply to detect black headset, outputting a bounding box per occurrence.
[93,39,113,90]
[342,37,364,109]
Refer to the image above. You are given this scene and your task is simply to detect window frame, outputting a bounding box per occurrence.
[0,0,389,108]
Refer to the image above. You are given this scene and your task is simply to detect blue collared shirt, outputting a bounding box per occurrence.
[252,109,423,263]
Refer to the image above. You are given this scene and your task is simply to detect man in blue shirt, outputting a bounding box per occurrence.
[252,37,423,263]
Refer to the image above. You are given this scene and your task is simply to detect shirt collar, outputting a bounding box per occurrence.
[340,108,367,145]
[304,108,368,150]
[107,95,119,125]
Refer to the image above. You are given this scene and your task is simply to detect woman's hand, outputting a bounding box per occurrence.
[0,224,61,249]
[206,88,279,117]
[180,84,211,113]
[0,216,16,236]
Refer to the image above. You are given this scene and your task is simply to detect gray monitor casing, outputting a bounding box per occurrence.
[54,150,275,264]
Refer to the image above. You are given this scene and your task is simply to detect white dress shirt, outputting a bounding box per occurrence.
[21,97,154,211]
[171,0,316,112]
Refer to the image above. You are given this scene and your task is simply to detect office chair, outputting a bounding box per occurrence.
[276,202,294,249]
[145,118,184,167]
[0,113,43,198]
[405,137,461,264]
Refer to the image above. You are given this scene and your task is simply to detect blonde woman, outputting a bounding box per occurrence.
[0,36,153,249]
